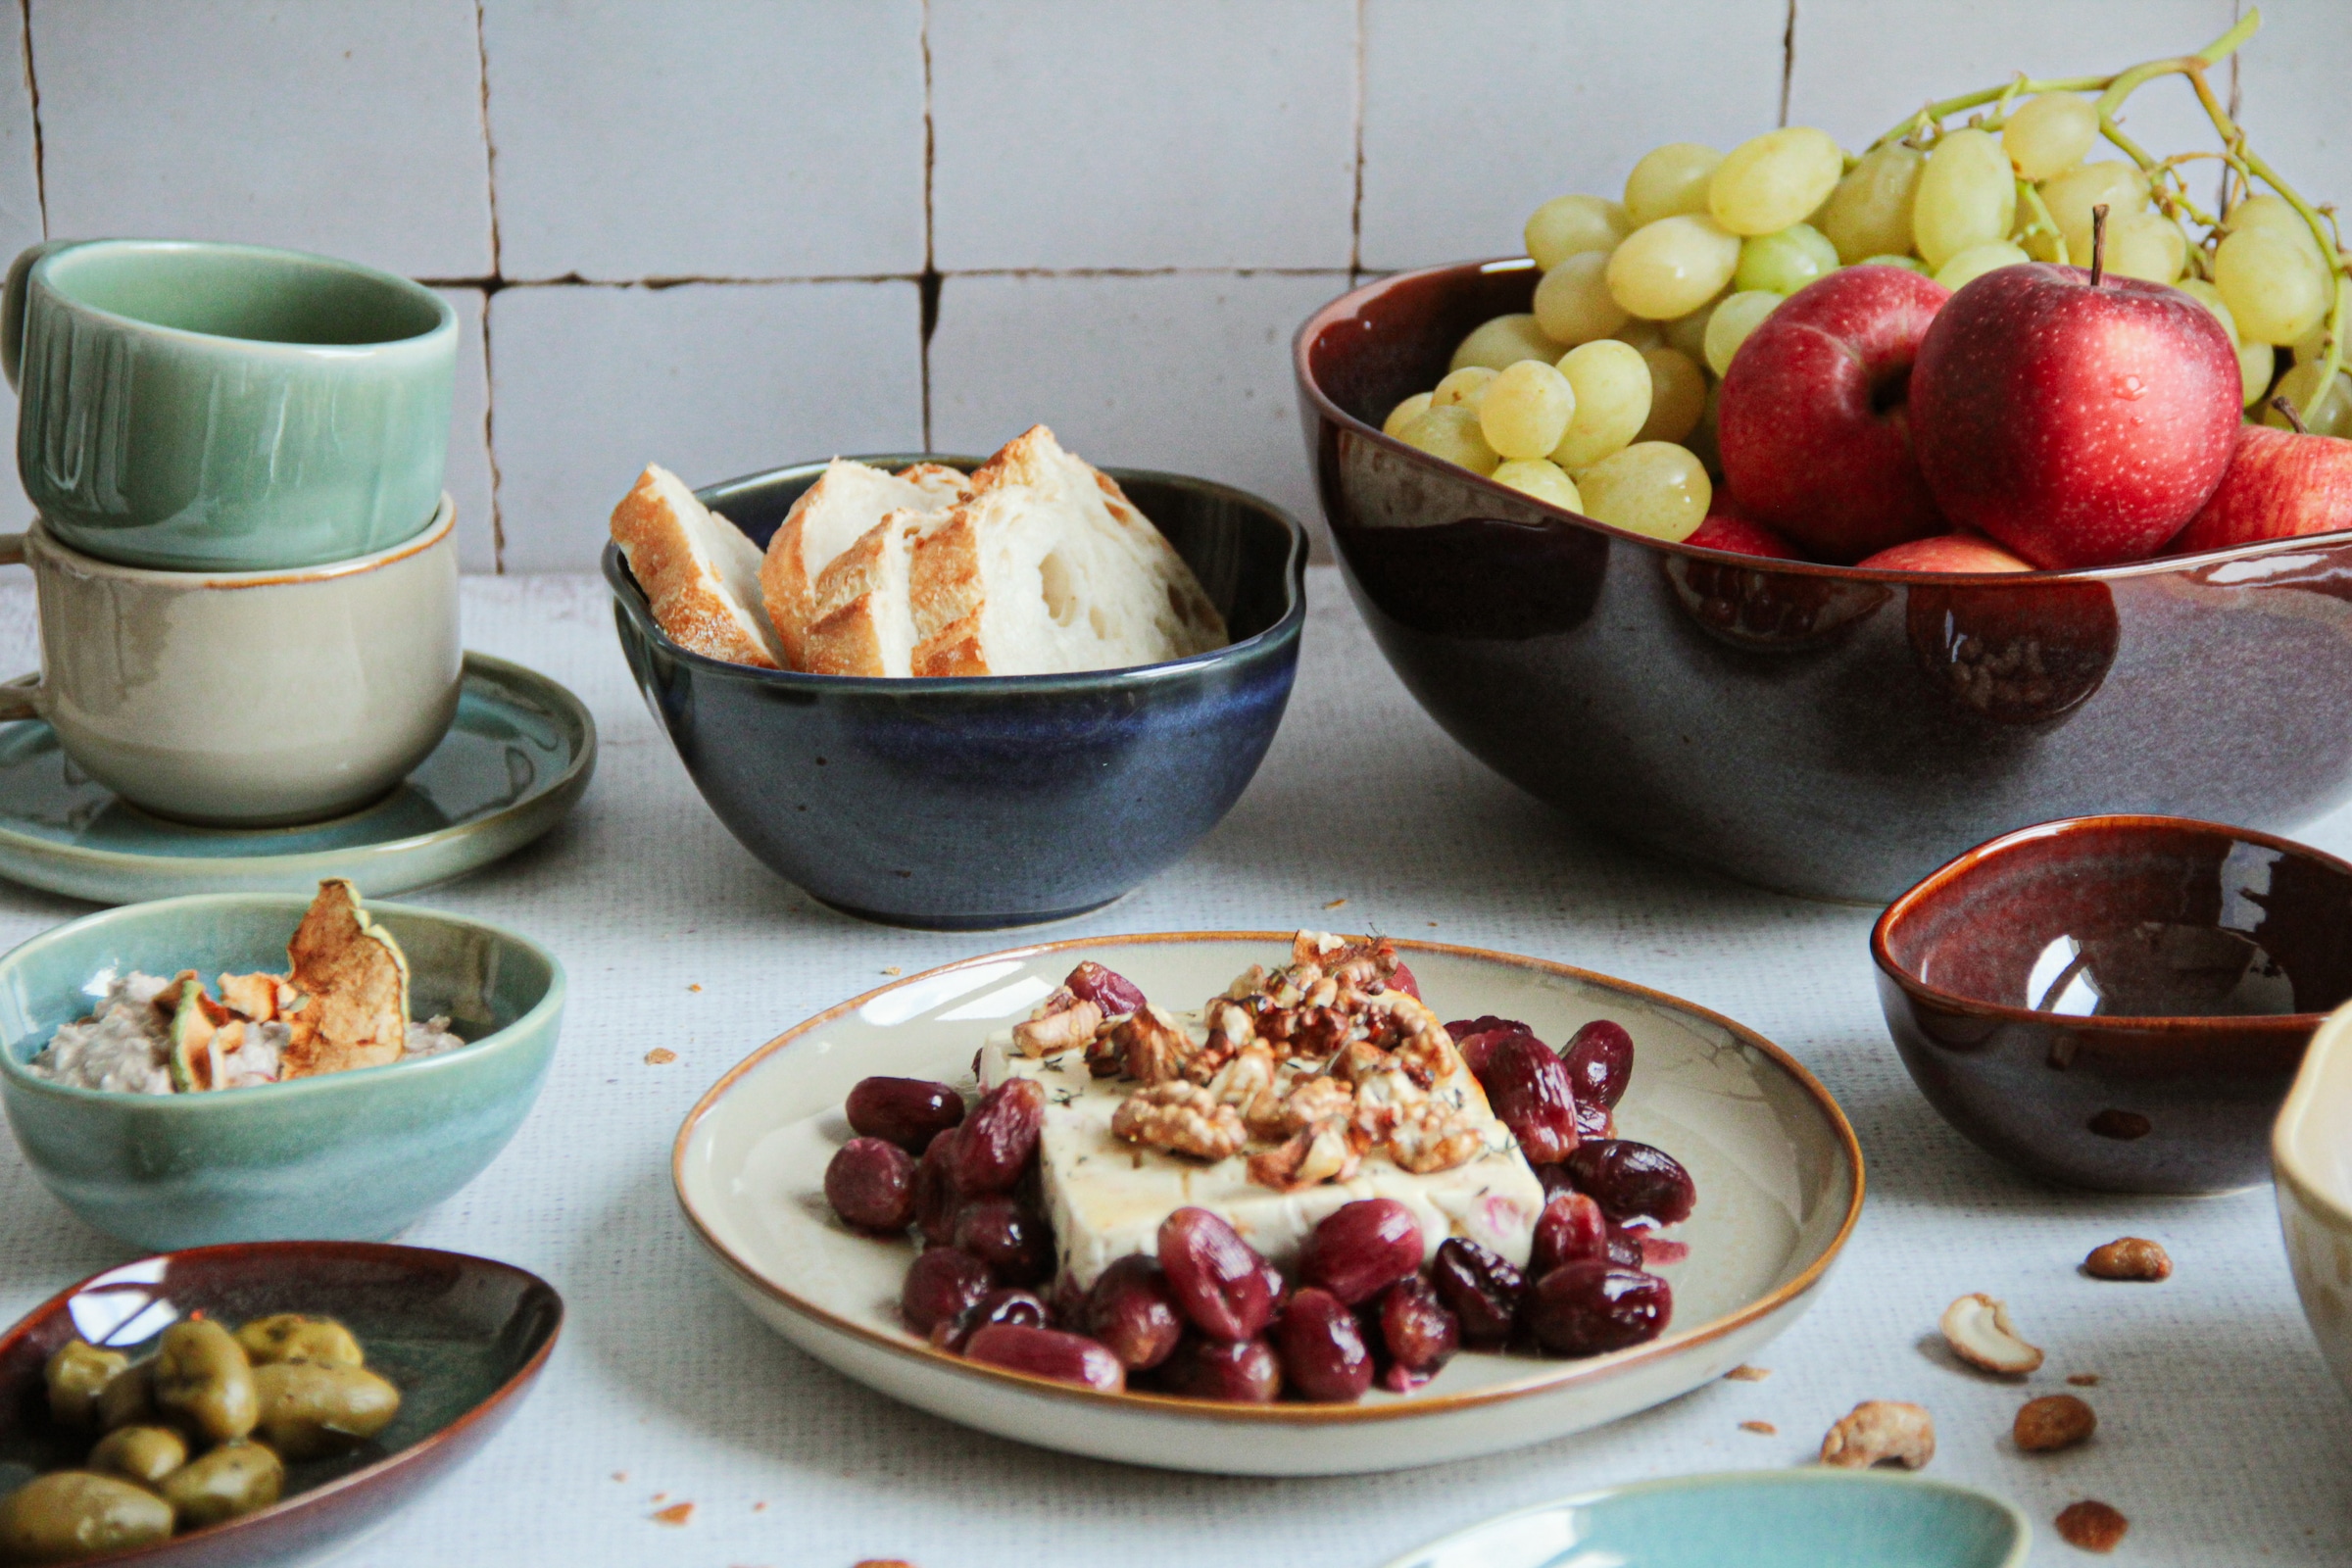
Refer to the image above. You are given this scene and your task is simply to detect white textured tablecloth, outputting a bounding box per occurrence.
[0,569,2342,1568]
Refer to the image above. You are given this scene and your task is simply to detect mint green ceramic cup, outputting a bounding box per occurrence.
[3,239,455,570]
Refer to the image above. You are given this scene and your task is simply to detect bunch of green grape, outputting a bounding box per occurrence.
[1384,75,2345,543]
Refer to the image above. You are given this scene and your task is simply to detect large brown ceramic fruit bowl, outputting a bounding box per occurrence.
[1294,258,2352,903]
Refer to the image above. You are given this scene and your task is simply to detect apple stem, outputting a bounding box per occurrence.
[2272,394,2312,434]
[2088,204,2109,287]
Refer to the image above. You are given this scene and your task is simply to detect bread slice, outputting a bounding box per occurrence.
[802,509,925,676]
[908,425,1228,676]
[760,460,971,668]
[610,465,784,669]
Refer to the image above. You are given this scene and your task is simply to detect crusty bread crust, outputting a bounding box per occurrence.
[762,460,970,669]
[802,510,922,676]
[610,465,783,669]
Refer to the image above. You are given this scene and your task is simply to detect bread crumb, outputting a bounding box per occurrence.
[2068,1372,2099,1386]
[2055,1499,2128,1552]
[651,1492,666,1503]
[1724,1364,1771,1382]
[611,1471,627,1482]
[883,966,901,976]
[753,1501,767,1511]
[650,1501,694,1527]
[1324,898,1348,909]
[688,983,702,992]
[1740,1419,1777,1435]
[646,1048,677,1065]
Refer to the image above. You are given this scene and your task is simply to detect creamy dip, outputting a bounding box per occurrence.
[28,972,466,1094]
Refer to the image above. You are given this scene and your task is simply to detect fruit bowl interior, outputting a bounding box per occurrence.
[1295,258,2352,904]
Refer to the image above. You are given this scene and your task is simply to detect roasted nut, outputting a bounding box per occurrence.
[1819,1399,1935,1469]
[1940,1293,2043,1375]
[2083,1237,2171,1281]
[1009,990,1102,1057]
[2014,1393,2097,1452]
[2055,1499,2129,1552]
[1111,1081,1245,1160]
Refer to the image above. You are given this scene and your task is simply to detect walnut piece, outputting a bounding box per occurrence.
[1248,1121,1358,1191]
[1386,1097,1488,1174]
[1010,990,1102,1057]
[1111,1081,1245,1160]
[1819,1400,1935,1469]
[1098,1004,1193,1086]
[1940,1293,2044,1375]
[2054,1500,2129,1553]
[2014,1394,2096,1453]
[2083,1237,2171,1281]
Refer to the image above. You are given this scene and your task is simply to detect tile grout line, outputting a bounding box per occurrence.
[1778,0,1796,128]
[17,0,39,234]
[471,0,506,572]
[918,0,937,452]
[1348,0,1365,279]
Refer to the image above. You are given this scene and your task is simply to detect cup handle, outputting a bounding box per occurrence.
[2,242,69,393]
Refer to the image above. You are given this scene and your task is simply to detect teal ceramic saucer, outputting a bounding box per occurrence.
[0,653,595,905]
[1383,1470,2030,1568]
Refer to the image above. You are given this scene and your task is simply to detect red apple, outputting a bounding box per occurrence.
[2169,422,2352,555]
[1855,533,2033,572]
[1718,265,1952,564]
[1684,508,1804,560]
[1911,264,2239,568]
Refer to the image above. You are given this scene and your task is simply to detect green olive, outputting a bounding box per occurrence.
[151,1321,257,1445]
[92,1363,152,1435]
[157,1441,282,1530]
[41,1344,128,1431]
[251,1361,400,1460]
[233,1314,363,1368]
[0,1471,173,1562]
[85,1426,186,1489]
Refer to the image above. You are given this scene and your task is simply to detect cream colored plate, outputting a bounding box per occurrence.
[673,934,1863,1476]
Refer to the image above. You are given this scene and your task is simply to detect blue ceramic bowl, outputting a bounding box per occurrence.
[0,894,564,1249]
[606,456,1308,928]
[1384,1470,2029,1568]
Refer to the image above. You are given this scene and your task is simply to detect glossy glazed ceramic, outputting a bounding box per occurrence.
[4,240,455,570]
[0,1241,560,1567]
[608,458,1306,929]
[2276,1000,2352,1403]
[0,500,461,826]
[1874,815,2352,1193]
[0,652,595,905]
[0,894,564,1249]
[674,933,1862,1475]
[1381,1471,2030,1568]
[1295,258,2352,903]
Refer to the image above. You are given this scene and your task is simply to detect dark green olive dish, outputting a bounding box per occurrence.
[0,1242,560,1565]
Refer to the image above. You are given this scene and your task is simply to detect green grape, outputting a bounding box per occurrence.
[1663,293,1722,361]
[1398,404,1500,474]
[2267,360,2352,435]
[1635,349,1707,445]
[2216,227,2331,345]
[1736,222,1838,295]
[1491,458,1584,512]
[1432,366,1498,410]
[1933,241,2030,293]
[1702,290,1783,376]
[1624,143,1724,230]
[2176,278,2241,344]
[1913,128,2017,270]
[1709,127,1844,237]
[1860,253,1930,273]
[1824,144,1925,264]
[1551,340,1652,468]
[1383,391,1434,438]
[1607,216,1741,319]
[1534,251,1632,345]
[1450,314,1563,373]
[1576,442,1712,541]
[2239,339,2277,409]
[1526,195,1630,271]
[2000,92,2097,181]
[2227,193,2325,261]
[1480,360,1578,461]
[2102,211,2186,283]
[1609,318,1668,352]
[2039,162,2149,264]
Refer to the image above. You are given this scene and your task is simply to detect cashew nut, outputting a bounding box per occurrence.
[1819,1399,1936,1469]
[1940,1293,2044,1375]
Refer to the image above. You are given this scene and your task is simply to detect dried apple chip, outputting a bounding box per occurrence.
[278,880,410,1079]
[216,972,279,1023]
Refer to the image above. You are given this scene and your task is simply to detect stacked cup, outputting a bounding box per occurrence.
[0,240,462,826]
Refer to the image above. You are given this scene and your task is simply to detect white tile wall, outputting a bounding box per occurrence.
[486,280,923,571]
[481,0,926,282]
[928,0,1356,270]
[0,0,2339,571]
[0,16,40,535]
[929,270,1343,539]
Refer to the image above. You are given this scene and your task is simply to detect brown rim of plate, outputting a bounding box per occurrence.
[1291,257,2352,580]
[1871,812,2352,1033]
[671,931,1866,1425]
[0,1240,563,1564]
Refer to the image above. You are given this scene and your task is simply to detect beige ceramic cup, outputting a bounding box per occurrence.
[0,495,460,825]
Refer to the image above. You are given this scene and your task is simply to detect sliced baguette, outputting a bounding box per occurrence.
[610,465,784,669]
[802,509,925,676]
[909,425,1228,676]
[760,460,971,668]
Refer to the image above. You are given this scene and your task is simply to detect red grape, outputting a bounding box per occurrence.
[1156,1208,1276,1340]
[1298,1199,1424,1306]
[951,1078,1045,1196]
[823,1137,915,1232]
[1273,1288,1374,1401]
[846,1076,965,1153]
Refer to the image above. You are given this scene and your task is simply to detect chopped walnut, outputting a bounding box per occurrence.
[1248,1120,1359,1191]
[1096,1004,1192,1086]
[1386,1096,1488,1173]
[1279,1073,1356,1133]
[1206,1040,1287,1137]
[1010,988,1102,1057]
[1111,1081,1245,1160]
[1819,1400,1935,1469]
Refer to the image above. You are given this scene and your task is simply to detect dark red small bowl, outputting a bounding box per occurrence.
[0,1241,562,1566]
[1872,815,2352,1193]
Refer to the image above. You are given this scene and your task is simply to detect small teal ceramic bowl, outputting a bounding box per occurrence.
[0,894,563,1249]
[1383,1470,2029,1568]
